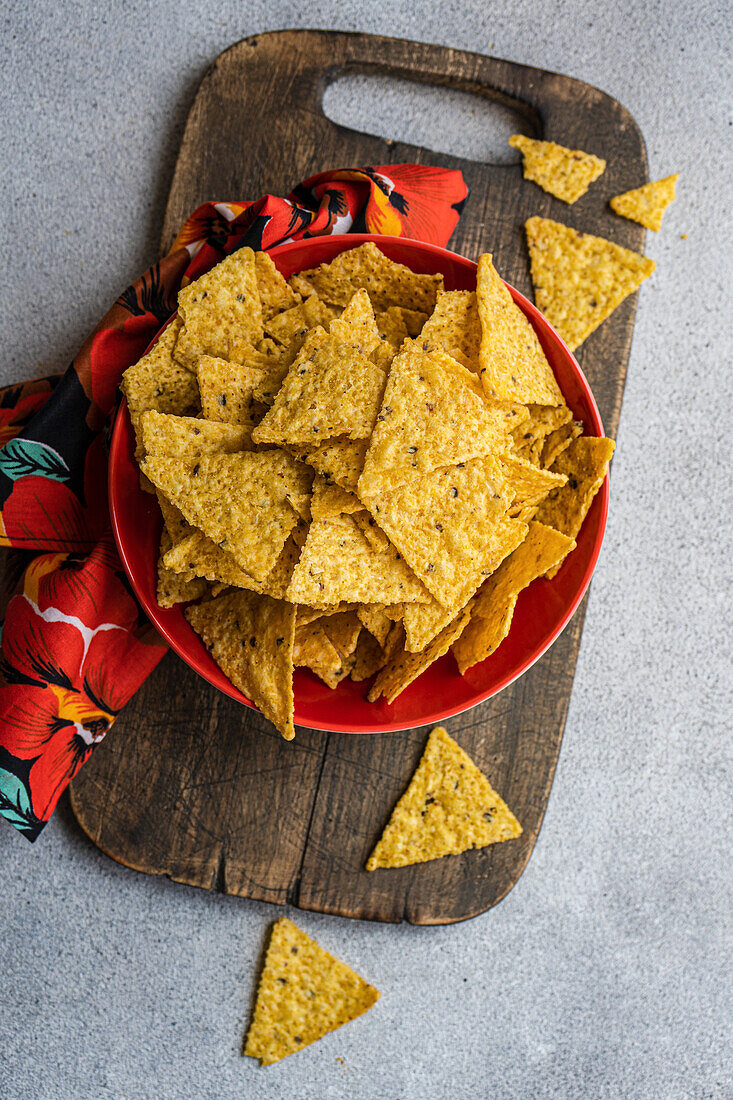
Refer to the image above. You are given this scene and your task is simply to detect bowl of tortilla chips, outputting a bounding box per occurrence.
[110,235,613,738]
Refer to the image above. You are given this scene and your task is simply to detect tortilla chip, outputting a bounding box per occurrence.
[610,175,679,231]
[264,294,336,345]
[164,526,306,599]
[540,419,583,469]
[503,453,568,520]
[286,513,430,609]
[296,603,356,628]
[453,521,575,672]
[141,410,254,459]
[329,289,382,356]
[366,454,513,610]
[252,329,386,446]
[357,341,510,499]
[291,242,443,313]
[511,403,573,465]
[196,355,273,425]
[476,253,564,406]
[402,519,528,652]
[509,134,606,204]
[294,621,347,687]
[175,248,263,366]
[367,603,474,704]
[156,490,195,544]
[352,511,391,553]
[310,474,363,521]
[244,918,380,1065]
[525,216,656,351]
[142,450,308,582]
[375,307,409,348]
[350,629,388,681]
[156,529,207,608]
[418,290,481,371]
[121,318,200,462]
[322,611,363,661]
[356,605,393,648]
[366,725,522,868]
[535,436,615,576]
[295,438,368,494]
[186,591,295,738]
[254,251,299,319]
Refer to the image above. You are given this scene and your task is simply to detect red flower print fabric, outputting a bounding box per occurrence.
[0,163,468,839]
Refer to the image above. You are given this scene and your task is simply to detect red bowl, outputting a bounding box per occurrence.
[109,234,608,734]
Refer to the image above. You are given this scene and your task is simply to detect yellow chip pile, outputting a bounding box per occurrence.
[122,243,614,739]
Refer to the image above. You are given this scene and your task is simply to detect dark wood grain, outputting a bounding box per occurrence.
[69,30,647,923]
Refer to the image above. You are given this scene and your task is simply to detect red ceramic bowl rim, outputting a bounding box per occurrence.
[109,233,607,733]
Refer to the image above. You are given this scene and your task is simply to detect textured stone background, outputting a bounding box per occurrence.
[1,2,731,1098]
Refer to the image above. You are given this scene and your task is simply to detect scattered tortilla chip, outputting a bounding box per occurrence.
[186,590,296,739]
[525,216,656,351]
[540,419,583,469]
[358,342,510,499]
[156,490,195,544]
[476,253,564,406]
[286,513,430,609]
[297,438,368,494]
[156,529,207,608]
[254,251,299,319]
[610,175,679,231]
[290,242,443,313]
[352,511,391,553]
[402,519,528,652]
[141,410,253,458]
[503,453,568,521]
[366,725,522,867]
[142,450,308,582]
[310,474,362,521]
[253,329,386,447]
[418,290,481,371]
[509,134,606,204]
[511,403,572,465]
[121,318,200,462]
[264,294,336,345]
[453,521,575,672]
[164,526,306,599]
[197,355,273,425]
[535,436,615,576]
[175,248,263,366]
[367,603,474,704]
[329,289,382,355]
[244,918,380,1065]
[366,455,513,610]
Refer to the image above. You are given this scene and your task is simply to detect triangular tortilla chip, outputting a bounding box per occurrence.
[196,355,274,424]
[264,294,336,345]
[357,341,510,498]
[186,591,296,739]
[366,455,513,610]
[294,620,348,687]
[310,474,363,521]
[476,253,564,406]
[156,490,195,544]
[352,511,391,553]
[367,602,473,704]
[244,918,380,1065]
[321,610,363,662]
[535,436,615,577]
[142,451,308,582]
[540,419,583,469]
[290,242,443,313]
[329,289,382,356]
[419,290,481,371]
[502,453,568,521]
[452,521,575,672]
[252,329,386,447]
[525,217,656,351]
[366,726,522,867]
[254,251,299,319]
[402,519,528,652]
[141,410,253,458]
[164,526,306,599]
[356,605,393,648]
[121,319,200,462]
[511,403,572,465]
[156,529,207,608]
[286,514,430,609]
[610,174,679,231]
[509,134,606,204]
[175,248,263,366]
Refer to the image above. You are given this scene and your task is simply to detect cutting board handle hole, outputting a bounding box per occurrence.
[322,74,535,164]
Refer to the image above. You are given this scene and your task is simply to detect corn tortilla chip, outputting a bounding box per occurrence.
[356,605,393,648]
[310,474,362,521]
[297,438,368,494]
[197,355,273,425]
[352,511,391,553]
[509,134,606,204]
[186,590,296,739]
[419,290,481,371]
[141,410,254,458]
[291,242,443,313]
[164,526,306,599]
[286,513,430,609]
[294,621,346,687]
[367,603,474,704]
[156,490,195,544]
[264,294,336,345]
[350,629,387,681]
[477,253,564,406]
[540,419,583,469]
[375,306,409,348]
[366,726,522,868]
[175,248,263,366]
[296,603,356,628]
[535,436,615,577]
[329,289,382,356]
[503,453,568,521]
[525,216,656,351]
[610,175,679,232]
[156,529,207,608]
[452,521,575,672]
[322,611,363,661]
[244,918,380,1065]
[511,403,572,465]
[142,450,308,582]
[254,251,299,319]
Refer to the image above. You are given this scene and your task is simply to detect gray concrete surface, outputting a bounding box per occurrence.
[1,2,731,1097]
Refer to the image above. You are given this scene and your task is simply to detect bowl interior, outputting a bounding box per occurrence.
[109,234,607,733]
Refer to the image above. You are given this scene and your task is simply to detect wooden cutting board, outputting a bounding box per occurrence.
[69,30,647,924]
